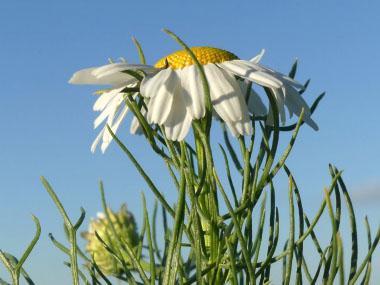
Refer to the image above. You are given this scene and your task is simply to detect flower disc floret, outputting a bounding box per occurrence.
[154,47,239,69]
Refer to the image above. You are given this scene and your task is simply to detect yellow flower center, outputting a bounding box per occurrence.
[154,46,239,69]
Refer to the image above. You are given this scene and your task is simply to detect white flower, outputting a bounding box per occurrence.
[139,46,317,141]
[69,63,155,153]
[70,47,317,152]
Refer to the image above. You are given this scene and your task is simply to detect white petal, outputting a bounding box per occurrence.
[130,107,147,135]
[285,86,319,130]
[69,68,98,84]
[249,49,265,63]
[225,120,251,137]
[237,81,267,116]
[218,61,283,89]
[163,86,192,141]
[180,65,205,119]
[285,86,311,115]
[99,93,129,153]
[93,86,125,111]
[111,105,129,134]
[69,67,137,85]
[271,88,286,125]
[93,96,121,129]
[302,115,319,131]
[141,69,180,125]
[259,65,304,89]
[91,128,105,153]
[93,63,156,78]
[204,64,248,122]
[93,105,130,153]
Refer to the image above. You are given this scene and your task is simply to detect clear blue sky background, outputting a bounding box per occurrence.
[1,1,379,284]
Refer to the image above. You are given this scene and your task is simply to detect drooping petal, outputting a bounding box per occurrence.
[301,115,319,131]
[225,120,251,137]
[259,65,305,90]
[271,88,287,125]
[204,64,249,123]
[130,107,147,135]
[69,67,137,85]
[94,93,124,128]
[99,102,124,153]
[141,69,180,125]
[92,63,157,78]
[91,128,105,153]
[237,81,267,117]
[110,105,129,134]
[93,85,125,112]
[284,86,311,115]
[218,61,283,89]
[285,86,319,130]
[163,85,192,141]
[180,65,205,119]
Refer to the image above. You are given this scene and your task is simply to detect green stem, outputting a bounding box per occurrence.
[41,176,81,285]
[162,142,187,284]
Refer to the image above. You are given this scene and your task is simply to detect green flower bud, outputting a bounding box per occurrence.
[81,204,139,275]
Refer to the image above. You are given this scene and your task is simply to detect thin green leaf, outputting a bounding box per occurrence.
[132,37,146,64]
[213,168,256,284]
[106,125,175,217]
[288,57,298,79]
[324,187,338,285]
[284,177,295,285]
[349,226,380,285]
[141,192,156,284]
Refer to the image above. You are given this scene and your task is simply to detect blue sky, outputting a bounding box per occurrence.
[1,1,379,284]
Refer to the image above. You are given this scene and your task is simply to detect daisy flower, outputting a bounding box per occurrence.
[70,46,317,152]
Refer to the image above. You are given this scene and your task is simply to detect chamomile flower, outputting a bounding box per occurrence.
[70,46,317,152]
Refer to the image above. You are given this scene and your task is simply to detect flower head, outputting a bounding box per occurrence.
[70,45,317,152]
[81,204,139,275]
